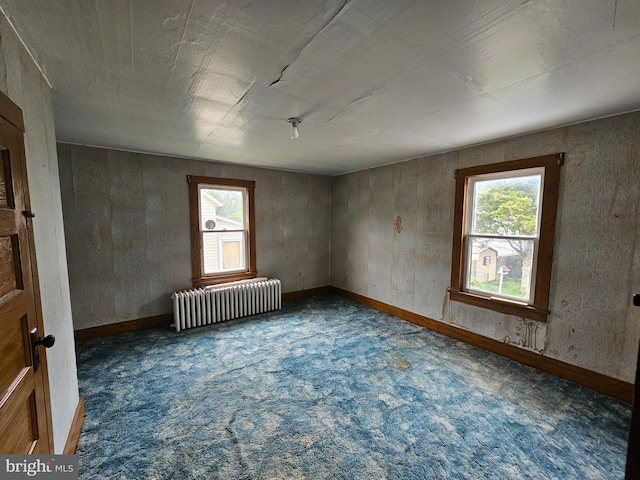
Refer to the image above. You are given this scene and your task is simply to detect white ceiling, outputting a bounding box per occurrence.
[1,0,639,175]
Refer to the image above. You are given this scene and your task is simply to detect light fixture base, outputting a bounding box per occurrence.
[287,117,302,139]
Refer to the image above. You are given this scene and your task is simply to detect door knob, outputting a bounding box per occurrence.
[30,328,55,372]
[35,334,55,348]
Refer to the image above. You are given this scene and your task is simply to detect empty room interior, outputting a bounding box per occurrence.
[0,0,639,478]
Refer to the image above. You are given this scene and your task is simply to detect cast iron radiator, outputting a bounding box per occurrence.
[171,277,281,332]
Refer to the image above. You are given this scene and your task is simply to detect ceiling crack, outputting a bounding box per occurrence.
[267,0,350,88]
[268,64,290,87]
[325,88,382,122]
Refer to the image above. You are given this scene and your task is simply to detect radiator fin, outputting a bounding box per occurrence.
[171,278,281,332]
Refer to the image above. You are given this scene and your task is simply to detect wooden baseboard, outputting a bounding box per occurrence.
[63,397,84,454]
[74,314,173,341]
[330,286,633,403]
[74,287,331,341]
[282,286,331,302]
[71,287,630,402]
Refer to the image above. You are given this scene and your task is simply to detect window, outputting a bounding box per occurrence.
[189,175,256,286]
[449,154,563,322]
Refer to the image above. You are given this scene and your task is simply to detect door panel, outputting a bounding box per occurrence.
[0,370,37,453]
[0,102,52,454]
[0,309,28,392]
[0,150,15,209]
[0,235,23,297]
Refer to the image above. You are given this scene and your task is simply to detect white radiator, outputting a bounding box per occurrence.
[171,277,281,332]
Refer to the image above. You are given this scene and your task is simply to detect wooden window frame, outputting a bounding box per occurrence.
[188,175,257,287]
[449,154,563,322]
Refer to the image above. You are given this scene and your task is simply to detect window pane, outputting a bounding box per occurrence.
[466,237,534,302]
[200,188,245,231]
[202,231,246,274]
[471,173,541,236]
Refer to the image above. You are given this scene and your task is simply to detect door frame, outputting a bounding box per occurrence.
[0,89,54,453]
[626,338,639,479]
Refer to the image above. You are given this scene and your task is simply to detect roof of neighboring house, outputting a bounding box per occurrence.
[472,240,519,257]
[201,191,223,207]
[473,246,497,255]
[215,215,243,229]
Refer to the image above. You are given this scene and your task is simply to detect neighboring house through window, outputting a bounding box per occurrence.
[189,175,256,286]
[449,154,563,322]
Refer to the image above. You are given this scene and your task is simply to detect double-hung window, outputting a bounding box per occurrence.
[449,154,562,321]
[188,176,256,286]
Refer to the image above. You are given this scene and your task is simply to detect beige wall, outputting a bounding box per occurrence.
[331,112,640,383]
[0,12,78,453]
[57,144,331,330]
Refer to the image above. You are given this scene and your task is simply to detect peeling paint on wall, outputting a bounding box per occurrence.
[331,112,640,382]
[394,215,402,233]
[503,320,543,353]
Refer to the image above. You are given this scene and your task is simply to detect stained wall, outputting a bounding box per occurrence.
[331,112,640,382]
[57,144,331,330]
[0,12,79,453]
[58,113,640,383]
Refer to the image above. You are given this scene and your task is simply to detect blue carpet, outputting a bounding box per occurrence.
[76,295,630,479]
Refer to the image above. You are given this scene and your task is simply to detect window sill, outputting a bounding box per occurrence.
[449,289,548,322]
[193,271,257,288]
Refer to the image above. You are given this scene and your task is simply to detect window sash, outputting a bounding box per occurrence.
[449,154,563,322]
[202,231,248,275]
[461,166,545,305]
[466,168,544,238]
[199,186,247,231]
[465,233,538,241]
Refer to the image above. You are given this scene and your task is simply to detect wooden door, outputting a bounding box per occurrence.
[0,93,53,454]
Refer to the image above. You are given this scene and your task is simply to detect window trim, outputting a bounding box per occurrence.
[449,154,563,322]
[188,175,256,287]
